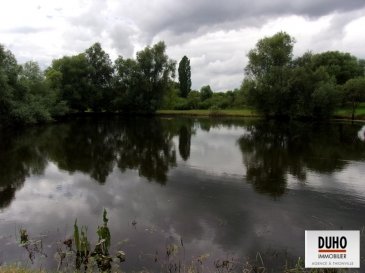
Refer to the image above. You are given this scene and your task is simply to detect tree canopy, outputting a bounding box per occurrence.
[244,32,295,117]
[243,32,364,119]
[1,33,365,126]
[114,41,176,113]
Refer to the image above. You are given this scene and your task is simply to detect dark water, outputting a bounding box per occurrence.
[0,117,365,272]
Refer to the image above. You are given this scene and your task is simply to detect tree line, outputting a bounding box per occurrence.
[1,32,365,125]
[243,32,365,119]
[0,41,176,124]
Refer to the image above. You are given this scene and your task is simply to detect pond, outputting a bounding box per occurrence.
[0,117,365,272]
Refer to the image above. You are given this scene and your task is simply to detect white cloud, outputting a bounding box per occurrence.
[0,0,365,90]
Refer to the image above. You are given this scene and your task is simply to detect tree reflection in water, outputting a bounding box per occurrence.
[1,117,364,207]
[238,121,365,197]
[0,117,194,209]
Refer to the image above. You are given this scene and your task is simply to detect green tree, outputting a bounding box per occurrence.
[0,45,61,124]
[0,45,15,120]
[311,51,364,85]
[46,54,91,112]
[288,53,341,119]
[113,57,139,111]
[161,82,180,109]
[85,43,114,111]
[244,32,295,117]
[114,41,176,113]
[13,61,52,123]
[178,56,191,98]
[200,85,213,101]
[343,77,365,120]
[187,90,200,109]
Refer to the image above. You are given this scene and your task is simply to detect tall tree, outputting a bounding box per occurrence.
[178,56,191,98]
[0,45,14,119]
[46,54,91,112]
[1,45,59,124]
[245,32,295,117]
[288,52,340,119]
[114,41,176,113]
[200,85,213,101]
[343,77,365,120]
[85,43,113,111]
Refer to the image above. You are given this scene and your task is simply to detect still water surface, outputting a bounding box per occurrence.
[0,117,365,271]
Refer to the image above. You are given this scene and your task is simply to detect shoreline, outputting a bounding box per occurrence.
[1,109,365,130]
[157,109,365,123]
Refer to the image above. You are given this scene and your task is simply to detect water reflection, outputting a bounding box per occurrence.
[178,125,191,161]
[0,127,48,208]
[0,118,365,271]
[239,121,365,197]
[116,118,177,184]
[1,118,365,208]
[359,125,365,141]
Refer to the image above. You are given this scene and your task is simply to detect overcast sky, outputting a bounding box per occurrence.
[1,0,365,91]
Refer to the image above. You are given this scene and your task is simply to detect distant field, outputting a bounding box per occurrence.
[158,105,365,121]
[157,109,258,117]
[334,103,365,120]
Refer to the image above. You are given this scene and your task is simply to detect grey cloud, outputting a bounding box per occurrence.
[3,0,365,91]
[109,23,139,57]
[118,0,365,38]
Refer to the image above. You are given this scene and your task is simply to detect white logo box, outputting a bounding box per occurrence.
[305,230,360,268]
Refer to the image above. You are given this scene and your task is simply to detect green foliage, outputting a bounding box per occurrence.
[74,219,90,264]
[311,81,340,119]
[311,51,364,84]
[343,77,365,119]
[0,45,66,124]
[96,209,111,255]
[287,55,342,119]
[344,77,365,102]
[187,90,200,109]
[73,219,80,252]
[208,105,224,117]
[178,55,191,98]
[2,34,365,125]
[161,83,180,109]
[200,85,213,101]
[46,53,91,112]
[114,41,176,113]
[245,32,295,117]
[85,42,114,112]
[244,33,345,119]
[0,45,18,120]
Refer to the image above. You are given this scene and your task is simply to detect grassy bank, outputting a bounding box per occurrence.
[157,105,365,121]
[157,109,259,117]
[334,103,365,120]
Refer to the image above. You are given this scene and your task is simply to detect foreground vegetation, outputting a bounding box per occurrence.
[1,210,360,273]
[0,264,359,273]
